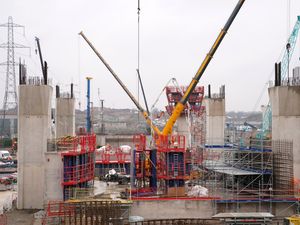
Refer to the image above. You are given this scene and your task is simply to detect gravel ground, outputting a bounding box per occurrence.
[6,209,38,225]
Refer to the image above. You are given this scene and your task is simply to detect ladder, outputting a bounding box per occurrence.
[174,154,179,177]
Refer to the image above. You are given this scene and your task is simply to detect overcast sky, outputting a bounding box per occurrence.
[1,0,300,112]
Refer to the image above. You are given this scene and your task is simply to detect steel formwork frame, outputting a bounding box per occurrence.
[59,134,96,201]
[95,146,131,164]
[155,135,186,178]
[165,86,205,116]
[132,134,188,195]
[133,134,150,188]
[165,85,206,180]
[95,144,131,176]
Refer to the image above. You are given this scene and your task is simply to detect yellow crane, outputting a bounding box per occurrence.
[79,0,245,136]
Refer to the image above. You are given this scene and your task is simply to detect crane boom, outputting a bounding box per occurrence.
[162,0,245,135]
[79,31,161,135]
[35,37,44,76]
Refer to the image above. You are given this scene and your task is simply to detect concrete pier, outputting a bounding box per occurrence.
[130,200,214,220]
[177,117,190,148]
[204,97,225,146]
[44,152,63,202]
[55,97,75,138]
[269,85,300,180]
[17,85,52,209]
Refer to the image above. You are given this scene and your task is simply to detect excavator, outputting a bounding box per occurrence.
[79,0,246,136]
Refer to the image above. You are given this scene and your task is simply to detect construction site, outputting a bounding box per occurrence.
[1,0,300,224]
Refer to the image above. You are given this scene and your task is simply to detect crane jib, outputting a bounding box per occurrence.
[79,31,162,135]
[163,0,246,135]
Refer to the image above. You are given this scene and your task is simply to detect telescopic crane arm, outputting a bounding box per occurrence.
[35,37,44,75]
[79,31,161,135]
[35,37,48,84]
[162,0,245,135]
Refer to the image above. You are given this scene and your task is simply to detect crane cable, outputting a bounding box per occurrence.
[137,0,141,121]
[287,0,291,39]
[77,35,82,110]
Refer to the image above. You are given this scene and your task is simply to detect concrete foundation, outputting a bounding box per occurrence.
[269,86,300,180]
[130,200,297,220]
[130,200,214,220]
[55,98,75,138]
[217,202,297,219]
[18,85,53,209]
[204,98,225,146]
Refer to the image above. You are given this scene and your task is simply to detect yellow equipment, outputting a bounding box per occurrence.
[284,215,300,225]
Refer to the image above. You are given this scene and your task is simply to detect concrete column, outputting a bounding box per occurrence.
[269,86,300,180]
[18,85,52,209]
[55,98,75,138]
[204,97,225,146]
[44,152,64,202]
[176,117,190,148]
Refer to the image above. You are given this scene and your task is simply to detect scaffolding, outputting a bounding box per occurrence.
[197,135,300,216]
[187,108,206,173]
[222,139,273,199]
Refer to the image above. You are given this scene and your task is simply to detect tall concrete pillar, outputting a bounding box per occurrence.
[18,84,52,209]
[55,97,75,138]
[204,97,225,146]
[177,117,190,148]
[269,86,300,180]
